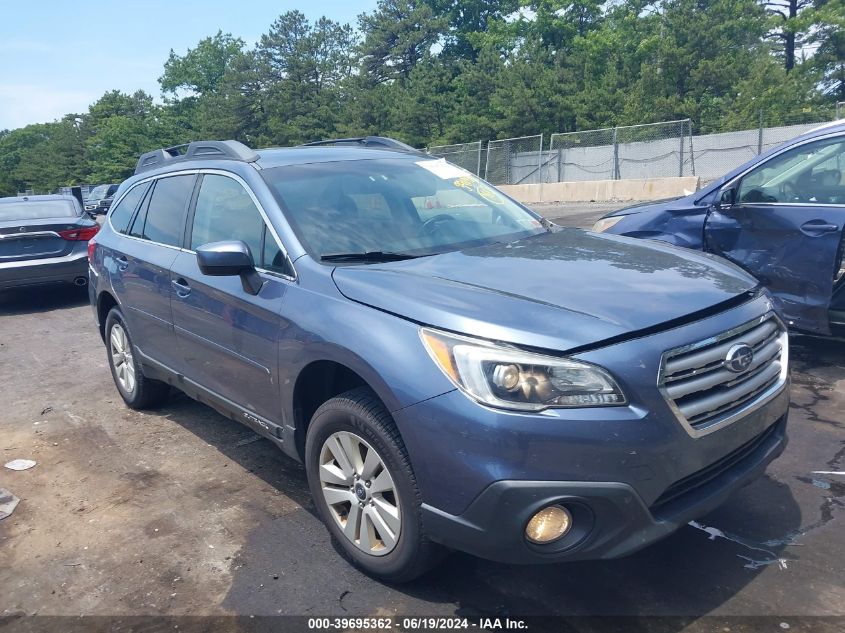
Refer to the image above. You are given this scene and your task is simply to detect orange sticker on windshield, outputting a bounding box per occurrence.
[476,184,504,204]
[453,176,475,191]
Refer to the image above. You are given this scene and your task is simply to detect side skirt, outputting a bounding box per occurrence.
[137,352,301,460]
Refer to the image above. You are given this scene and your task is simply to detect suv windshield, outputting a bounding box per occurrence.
[87,185,109,201]
[261,158,547,259]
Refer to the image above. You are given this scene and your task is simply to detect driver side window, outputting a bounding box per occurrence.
[738,136,845,205]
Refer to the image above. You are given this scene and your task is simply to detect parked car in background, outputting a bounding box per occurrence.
[89,138,789,581]
[0,194,99,291]
[84,183,119,215]
[594,120,845,337]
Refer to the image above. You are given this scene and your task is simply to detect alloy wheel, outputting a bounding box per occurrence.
[318,431,401,556]
[109,323,136,394]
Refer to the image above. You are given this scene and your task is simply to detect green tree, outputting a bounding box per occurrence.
[762,0,814,72]
[358,0,447,83]
[160,31,245,96]
[807,0,845,99]
[432,0,521,61]
[84,91,189,182]
[257,11,357,144]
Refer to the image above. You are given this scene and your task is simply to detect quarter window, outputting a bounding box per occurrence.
[261,225,290,274]
[109,183,150,234]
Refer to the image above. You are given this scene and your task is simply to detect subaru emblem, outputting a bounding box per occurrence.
[725,343,754,373]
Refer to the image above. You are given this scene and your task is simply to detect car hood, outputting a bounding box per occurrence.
[331,229,758,351]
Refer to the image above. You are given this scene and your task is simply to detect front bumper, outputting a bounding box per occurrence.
[85,202,110,214]
[0,252,88,290]
[392,292,790,563]
[422,415,787,564]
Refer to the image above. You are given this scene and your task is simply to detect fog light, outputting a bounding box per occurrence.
[525,505,572,544]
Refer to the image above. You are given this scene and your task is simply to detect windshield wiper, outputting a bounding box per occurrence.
[320,251,420,263]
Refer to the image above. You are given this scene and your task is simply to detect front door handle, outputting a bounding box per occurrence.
[115,255,128,271]
[171,278,191,297]
[800,220,839,237]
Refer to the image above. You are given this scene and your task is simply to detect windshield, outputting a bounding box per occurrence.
[0,200,78,221]
[87,185,110,201]
[261,158,547,260]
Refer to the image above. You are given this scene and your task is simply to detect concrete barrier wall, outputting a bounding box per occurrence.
[498,176,700,204]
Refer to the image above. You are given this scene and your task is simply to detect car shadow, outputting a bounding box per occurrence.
[136,391,314,511]
[142,384,805,623]
[0,284,89,315]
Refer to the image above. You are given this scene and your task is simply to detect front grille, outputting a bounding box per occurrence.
[659,314,788,436]
[651,418,784,514]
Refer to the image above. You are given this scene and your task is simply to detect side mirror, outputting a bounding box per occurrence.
[716,187,736,211]
[196,240,263,295]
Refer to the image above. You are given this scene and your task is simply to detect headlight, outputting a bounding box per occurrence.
[420,328,626,411]
[592,216,625,233]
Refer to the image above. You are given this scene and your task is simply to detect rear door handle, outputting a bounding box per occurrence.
[800,220,839,236]
[115,255,129,271]
[171,278,191,297]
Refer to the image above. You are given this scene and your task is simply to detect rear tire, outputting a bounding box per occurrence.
[305,387,444,582]
[105,308,169,410]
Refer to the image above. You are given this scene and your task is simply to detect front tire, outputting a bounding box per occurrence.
[305,387,444,582]
[105,308,169,410]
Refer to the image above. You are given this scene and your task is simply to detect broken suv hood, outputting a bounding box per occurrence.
[332,229,758,351]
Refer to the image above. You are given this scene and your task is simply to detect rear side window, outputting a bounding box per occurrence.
[0,199,77,221]
[134,175,195,247]
[190,174,264,259]
[109,183,150,234]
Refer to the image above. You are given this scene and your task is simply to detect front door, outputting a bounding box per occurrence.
[170,172,293,425]
[704,134,845,334]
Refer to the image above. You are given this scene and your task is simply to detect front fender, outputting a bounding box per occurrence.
[608,205,708,251]
[277,281,456,421]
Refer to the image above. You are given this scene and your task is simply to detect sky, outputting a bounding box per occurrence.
[0,0,378,131]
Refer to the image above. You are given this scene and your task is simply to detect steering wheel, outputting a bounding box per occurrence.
[423,214,457,234]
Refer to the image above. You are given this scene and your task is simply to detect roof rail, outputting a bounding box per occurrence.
[134,140,259,175]
[299,136,422,154]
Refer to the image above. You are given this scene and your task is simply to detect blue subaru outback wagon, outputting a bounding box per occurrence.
[89,137,790,581]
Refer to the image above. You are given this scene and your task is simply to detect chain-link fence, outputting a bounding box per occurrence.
[547,127,616,182]
[429,107,842,186]
[427,141,483,175]
[545,121,693,182]
[692,120,833,180]
[484,135,543,185]
[616,120,694,179]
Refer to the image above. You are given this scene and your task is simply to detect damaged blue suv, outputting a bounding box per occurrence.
[89,138,790,581]
[594,120,845,337]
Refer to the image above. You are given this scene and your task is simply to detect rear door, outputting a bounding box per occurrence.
[170,172,293,425]
[110,173,196,369]
[704,134,845,334]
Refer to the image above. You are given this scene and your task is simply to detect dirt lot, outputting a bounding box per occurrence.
[1,205,844,627]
